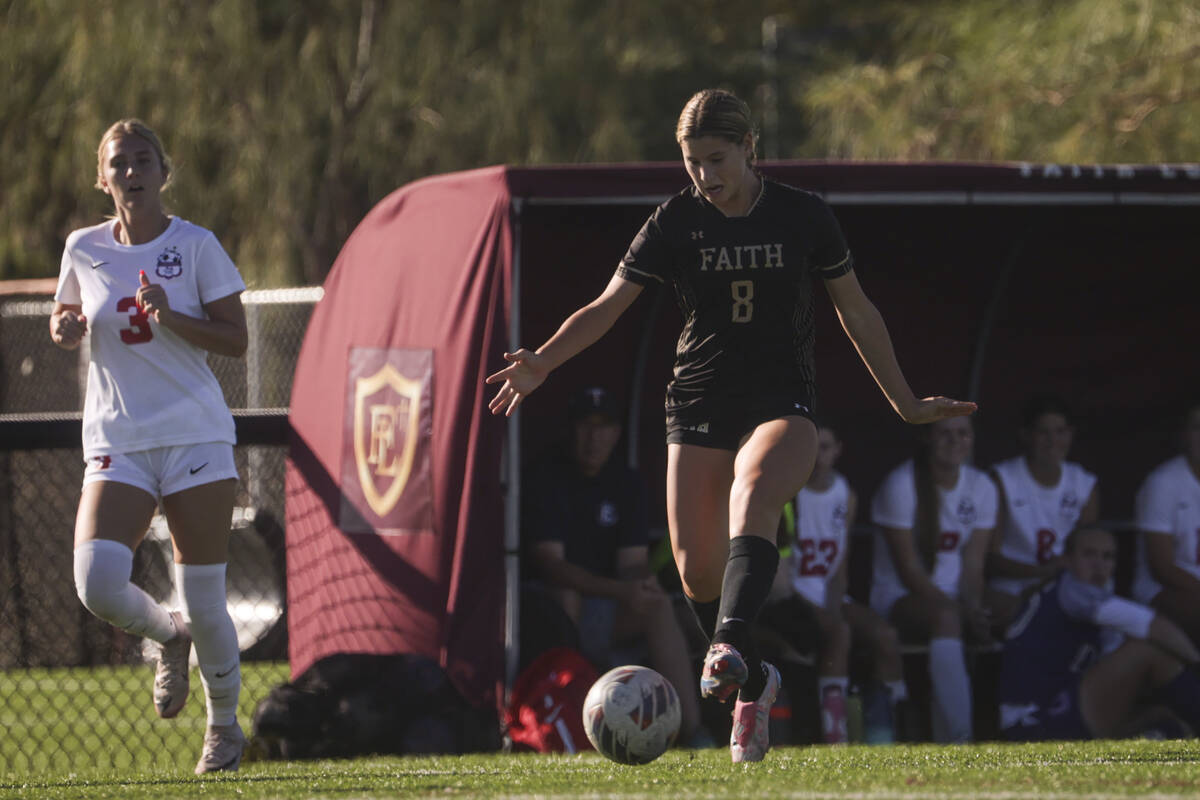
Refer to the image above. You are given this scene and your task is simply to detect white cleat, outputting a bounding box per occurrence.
[194,723,246,775]
[153,611,191,719]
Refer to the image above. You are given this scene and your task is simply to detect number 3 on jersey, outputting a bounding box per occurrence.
[116,296,153,344]
[731,280,754,323]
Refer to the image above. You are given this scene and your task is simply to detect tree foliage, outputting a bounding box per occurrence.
[1,0,1194,285]
[795,0,1200,161]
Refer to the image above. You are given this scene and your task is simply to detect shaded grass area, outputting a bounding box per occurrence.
[3,739,1200,799]
[0,661,289,775]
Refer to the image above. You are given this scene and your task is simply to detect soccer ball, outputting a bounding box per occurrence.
[582,665,681,764]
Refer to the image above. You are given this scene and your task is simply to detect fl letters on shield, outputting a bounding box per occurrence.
[339,348,433,534]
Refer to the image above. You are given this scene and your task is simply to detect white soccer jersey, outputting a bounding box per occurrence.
[1132,456,1200,603]
[989,456,1097,596]
[787,472,851,608]
[55,217,245,458]
[869,459,998,615]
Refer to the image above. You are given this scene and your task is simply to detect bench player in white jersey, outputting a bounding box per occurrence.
[870,416,997,742]
[987,396,1099,627]
[1132,401,1200,646]
[50,120,248,774]
[763,425,907,743]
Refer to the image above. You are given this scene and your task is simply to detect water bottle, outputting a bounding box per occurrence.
[862,682,896,744]
[845,683,864,743]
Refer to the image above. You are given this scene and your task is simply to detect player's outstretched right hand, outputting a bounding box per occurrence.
[485,348,548,417]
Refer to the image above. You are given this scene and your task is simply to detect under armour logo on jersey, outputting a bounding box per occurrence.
[690,230,704,240]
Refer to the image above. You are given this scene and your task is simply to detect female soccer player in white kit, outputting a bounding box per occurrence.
[1132,401,1200,646]
[870,416,996,742]
[987,396,1099,626]
[49,119,248,774]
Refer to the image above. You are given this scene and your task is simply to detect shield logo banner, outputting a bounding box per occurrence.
[354,363,421,517]
[340,348,433,533]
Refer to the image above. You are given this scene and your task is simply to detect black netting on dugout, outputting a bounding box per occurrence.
[0,289,318,775]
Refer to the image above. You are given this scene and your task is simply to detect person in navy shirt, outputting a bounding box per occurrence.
[524,387,703,745]
[1000,526,1200,741]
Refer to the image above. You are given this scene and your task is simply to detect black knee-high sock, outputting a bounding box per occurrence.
[712,535,779,701]
[684,595,721,642]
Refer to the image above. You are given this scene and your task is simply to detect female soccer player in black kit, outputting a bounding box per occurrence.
[487,89,975,762]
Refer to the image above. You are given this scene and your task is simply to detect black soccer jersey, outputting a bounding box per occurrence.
[617,178,853,412]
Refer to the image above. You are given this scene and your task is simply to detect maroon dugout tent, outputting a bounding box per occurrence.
[286,161,1200,713]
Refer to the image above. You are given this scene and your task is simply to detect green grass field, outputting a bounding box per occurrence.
[2,664,1200,799]
[3,740,1200,800]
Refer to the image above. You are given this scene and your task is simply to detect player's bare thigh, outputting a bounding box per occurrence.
[1152,588,1200,641]
[161,478,237,565]
[729,415,817,539]
[1077,638,1168,738]
[667,443,734,601]
[74,480,158,551]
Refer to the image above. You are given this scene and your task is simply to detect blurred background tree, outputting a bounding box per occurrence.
[1,0,1195,286]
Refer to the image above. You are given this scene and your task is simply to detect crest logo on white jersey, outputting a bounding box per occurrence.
[155,246,183,279]
[956,498,977,527]
[1058,493,1080,520]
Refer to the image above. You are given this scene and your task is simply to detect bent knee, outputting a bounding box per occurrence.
[874,622,902,657]
[73,541,134,621]
[933,602,962,637]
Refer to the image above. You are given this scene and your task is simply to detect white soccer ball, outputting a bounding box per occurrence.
[582,665,681,764]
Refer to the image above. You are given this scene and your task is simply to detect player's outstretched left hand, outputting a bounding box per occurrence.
[901,396,978,425]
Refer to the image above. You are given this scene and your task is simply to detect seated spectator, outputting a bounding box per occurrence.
[870,416,996,743]
[1000,526,1200,741]
[762,424,907,744]
[523,386,704,746]
[1132,400,1200,646]
[987,395,1100,627]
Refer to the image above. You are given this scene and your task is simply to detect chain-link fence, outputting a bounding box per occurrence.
[0,288,320,774]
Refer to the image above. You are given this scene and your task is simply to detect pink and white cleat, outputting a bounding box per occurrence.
[730,661,781,763]
[700,643,749,702]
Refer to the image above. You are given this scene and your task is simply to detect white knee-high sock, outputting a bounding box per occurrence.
[928,636,972,743]
[74,540,176,643]
[176,563,240,727]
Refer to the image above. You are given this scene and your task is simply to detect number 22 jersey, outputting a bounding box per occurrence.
[616,179,853,411]
[55,217,246,458]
